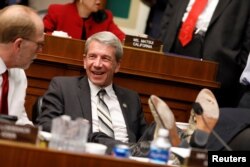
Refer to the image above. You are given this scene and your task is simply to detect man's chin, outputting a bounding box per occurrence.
[90,79,106,87]
[22,62,32,70]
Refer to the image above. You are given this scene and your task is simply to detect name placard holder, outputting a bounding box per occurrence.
[124,35,163,52]
[0,121,38,144]
[183,148,208,167]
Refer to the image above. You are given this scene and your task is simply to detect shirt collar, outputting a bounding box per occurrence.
[87,79,113,97]
[0,58,7,74]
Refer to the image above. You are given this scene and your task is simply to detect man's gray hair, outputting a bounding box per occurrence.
[84,31,123,62]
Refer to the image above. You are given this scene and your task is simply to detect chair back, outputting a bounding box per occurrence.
[32,96,43,125]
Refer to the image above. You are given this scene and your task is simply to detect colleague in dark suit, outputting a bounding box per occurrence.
[238,53,250,109]
[38,31,148,151]
[159,0,250,107]
[43,0,125,41]
[141,0,168,39]
[207,107,250,151]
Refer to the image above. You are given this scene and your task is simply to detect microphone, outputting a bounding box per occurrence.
[192,102,203,115]
[192,102,232,151]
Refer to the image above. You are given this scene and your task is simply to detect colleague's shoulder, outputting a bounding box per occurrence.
[50,76,85,89]
[48,76,87,94]
[51,76,83,83]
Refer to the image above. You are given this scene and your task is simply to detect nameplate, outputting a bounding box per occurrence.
[124,35,163,52]
[0,121,38,144]
[184,148,208,167]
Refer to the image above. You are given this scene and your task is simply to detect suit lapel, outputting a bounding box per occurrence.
[77,77,93,132]
[163,0,189,50]
[175,0,190,28]
[113,85,133,140]
[209,0,231,27]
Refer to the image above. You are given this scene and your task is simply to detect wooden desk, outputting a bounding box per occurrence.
[0,140,173,167]
[25,35,219,123]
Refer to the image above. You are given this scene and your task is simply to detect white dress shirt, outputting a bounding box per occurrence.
[182,0,219,33]
[88,79,129,143]
[240,53,250,85]
[0,58,32,125]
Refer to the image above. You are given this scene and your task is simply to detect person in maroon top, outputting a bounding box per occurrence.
[43,0,125,41]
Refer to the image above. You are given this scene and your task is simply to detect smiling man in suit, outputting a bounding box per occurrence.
[38,31,148,150]
[159,0,250,108]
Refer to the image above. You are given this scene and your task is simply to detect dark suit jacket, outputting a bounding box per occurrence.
[38,76,147,144]
[207,107,250,150]
[159,0,250,106]
[43,3,125,41]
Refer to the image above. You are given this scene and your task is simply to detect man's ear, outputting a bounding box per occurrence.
[114,61,121,73]
[83,54,86,69]
[10,38,23,57]
[13,38,22,51]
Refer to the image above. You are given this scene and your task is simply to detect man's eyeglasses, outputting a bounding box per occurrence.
[22,38,44,50]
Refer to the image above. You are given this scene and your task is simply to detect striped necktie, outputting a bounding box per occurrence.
[0,70,9,114]
[97,89,114,138]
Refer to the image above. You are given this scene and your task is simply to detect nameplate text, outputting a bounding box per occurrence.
[124,35,163,52]
[0,121,38,144]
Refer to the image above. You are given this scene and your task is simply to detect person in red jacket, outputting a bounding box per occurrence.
[43,0,125,41]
